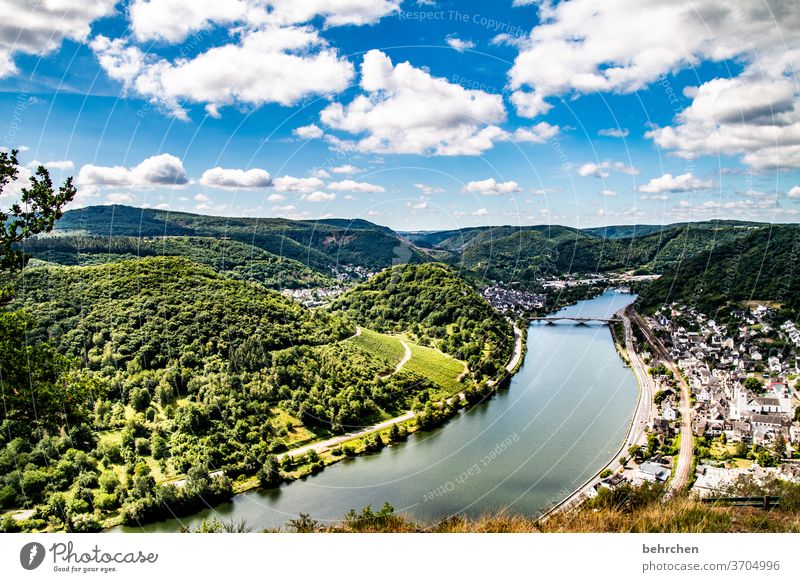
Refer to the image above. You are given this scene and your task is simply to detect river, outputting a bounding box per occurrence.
[119,290,638,532]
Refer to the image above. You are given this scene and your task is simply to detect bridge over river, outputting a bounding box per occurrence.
[529,316,621,325]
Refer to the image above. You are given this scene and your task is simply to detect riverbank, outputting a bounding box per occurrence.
[115,291,637,532]
[539,307,653,519]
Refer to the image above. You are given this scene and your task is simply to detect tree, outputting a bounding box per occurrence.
[256,455,281,488]
[0,148,76,272]
[744,377,763,393]
[627,445,644,463]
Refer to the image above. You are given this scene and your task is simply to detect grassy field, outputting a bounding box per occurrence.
[351,328,406,367]
[404,341,467,397]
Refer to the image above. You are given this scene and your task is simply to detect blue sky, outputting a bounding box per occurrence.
[0,0,798,230]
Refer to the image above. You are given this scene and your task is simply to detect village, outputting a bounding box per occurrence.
[627,303,800,494]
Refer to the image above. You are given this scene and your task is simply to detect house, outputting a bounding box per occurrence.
[637,462,670,482]
[662,405,678,422]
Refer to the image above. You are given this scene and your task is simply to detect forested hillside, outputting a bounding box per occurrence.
[331,263,513,379]
[24,234,333,289]
[638,225,800,316]
[411,222,757,284]
[1,256,461,531]
[53,205,423,272]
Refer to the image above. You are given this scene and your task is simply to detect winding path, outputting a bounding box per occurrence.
[395,340,412,373]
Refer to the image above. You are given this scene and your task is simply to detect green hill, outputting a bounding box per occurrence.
[638,224,800,316]
[14,255,352,374]
[53,205,423,272]
[331,263,513,379]
[23,234,333,289]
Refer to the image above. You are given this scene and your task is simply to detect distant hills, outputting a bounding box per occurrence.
[25,206,799,318]
[47,205,425,274]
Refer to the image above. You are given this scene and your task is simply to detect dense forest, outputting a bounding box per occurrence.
[331,263,513,379]
[638,225,800,317]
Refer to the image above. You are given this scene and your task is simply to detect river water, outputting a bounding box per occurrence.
[119,290,638,531]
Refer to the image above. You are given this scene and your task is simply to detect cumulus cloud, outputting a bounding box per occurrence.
[327,179,384,193]
[0,0,116,78]
[507,0,800,170]
[446,36,475,52]
[293,124,324,139]
[91,25,355,119]
[600,189,617,197]
[302,190,336,202]
[320,50,507,155]
[638,172,714,193]
[788,186,800,198]
[647,75,800,170]
[77,154,188,191]
[463,178,521,196]
[273,176,325,193]
[128,0,401,43]
[199,167,272,189]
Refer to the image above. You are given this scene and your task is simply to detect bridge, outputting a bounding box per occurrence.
[529,316,620,325]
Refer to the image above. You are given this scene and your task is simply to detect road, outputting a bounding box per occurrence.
[628,311,693,493]
[540,310,655,519]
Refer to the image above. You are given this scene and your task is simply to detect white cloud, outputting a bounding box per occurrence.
[463,178,521,196]
[506,1,800,170]
[311,168,331,179]
[788,186,800,198]
[578,161,638,177]
[505,122,559,143]
[507,0,800,119]
[414,183,445,195]
[330,164,362,174]
[0,1,116,78]
[598,127,629,138]
[128,0,401,44]
[638,172,714,193]
[446,36,475,52]
[194,193,212,203]
[302,190,336,202]
[91,25,355,119]
[320,50,507,156]
[327,179,384,193]
[199,167,272,189]
[647,75,800,170]
[578,162,610,178]
[599,189,617,197]
[273,176,325,193]
[407,200,428,210]
[293,124,324,139]
[77,154,188,190]
[267,193,286,202]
